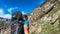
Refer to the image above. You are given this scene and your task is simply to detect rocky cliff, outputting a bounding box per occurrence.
[28,0,60,34]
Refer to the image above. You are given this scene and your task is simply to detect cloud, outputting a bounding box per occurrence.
[0,8,11,19]
[8,8,14,13]
[21,11,26,15]
[3,14,11,19]
[0,9,4,15]
[0,9,4,17]
[8,7,18,13]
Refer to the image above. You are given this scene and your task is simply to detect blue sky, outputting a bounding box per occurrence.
[0,0,46,19]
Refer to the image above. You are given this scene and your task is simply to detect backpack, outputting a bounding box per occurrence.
[12,11,22,21]
[11,11,24,34]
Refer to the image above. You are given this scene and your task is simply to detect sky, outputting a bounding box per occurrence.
[0,0,46,19]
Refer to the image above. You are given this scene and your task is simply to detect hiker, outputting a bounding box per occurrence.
[11,11,29,34]
[23,15,29,34]
[11,11,24,34]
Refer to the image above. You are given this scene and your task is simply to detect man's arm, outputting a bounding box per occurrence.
[24,25,29,34]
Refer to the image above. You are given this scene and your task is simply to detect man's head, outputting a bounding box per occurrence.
[23,15,28,20]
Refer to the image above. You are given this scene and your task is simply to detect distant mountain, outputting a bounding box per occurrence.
[0,17,11,21]
[0,17,4,19]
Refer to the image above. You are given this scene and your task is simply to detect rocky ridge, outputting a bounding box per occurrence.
[28,0,60,34]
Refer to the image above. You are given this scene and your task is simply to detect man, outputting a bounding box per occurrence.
[11,11,29,34]
[23,15,29,34]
